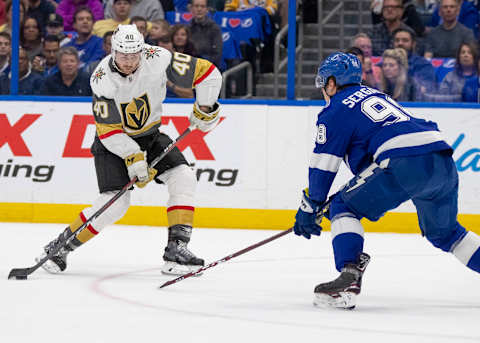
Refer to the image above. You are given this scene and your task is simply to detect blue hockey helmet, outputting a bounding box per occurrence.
[315,52,362,88]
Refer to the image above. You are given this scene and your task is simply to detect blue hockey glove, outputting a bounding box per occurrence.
[293,189,323,239]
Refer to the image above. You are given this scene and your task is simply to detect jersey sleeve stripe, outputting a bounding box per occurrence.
[373,130,444,161]
[193,63,216,86]
[98,129,123,139]
[310,152,342,173]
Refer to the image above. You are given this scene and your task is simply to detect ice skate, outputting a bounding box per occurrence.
[313,252,370,309]
[162,240,205,275]
[35,228,75,274]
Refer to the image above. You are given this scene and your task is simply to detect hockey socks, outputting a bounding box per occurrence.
[452,231,480,273]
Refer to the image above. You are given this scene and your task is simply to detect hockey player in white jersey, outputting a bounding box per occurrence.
[35,24,222,276]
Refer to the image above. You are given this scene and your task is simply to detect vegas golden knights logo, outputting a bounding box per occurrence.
[120,93,151,130]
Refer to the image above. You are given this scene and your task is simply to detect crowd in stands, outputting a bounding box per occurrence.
[0,0,480,102]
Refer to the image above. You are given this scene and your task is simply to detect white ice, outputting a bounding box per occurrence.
[1,222,479,343]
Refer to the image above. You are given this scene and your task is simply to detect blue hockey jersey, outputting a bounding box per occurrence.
[309,85,452,203]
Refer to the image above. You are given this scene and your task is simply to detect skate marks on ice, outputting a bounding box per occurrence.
[1,223,479,343]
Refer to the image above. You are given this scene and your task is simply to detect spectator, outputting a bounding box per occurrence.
[84,30,113,75]
[92,0,132,38]
[0,47,43,95]
[0,31,10,75]
[225,0,278,16]
[26,0,56,31]
[351,33,382,85]
[371,0,426,37]
[104,0,164,22]
[66,6,103,70]
[40,46,92,95]
[172,24,197,56]
[146,18,170,45]
[379,47,416,101]
[346,46,378,88]
[56,0,104,32]
[461,57,480,102]
[392,27,436,97]
[426,42,479,102]
[131,15,148,38]
[429,0,479,37]
[369,0,414,56]
[188,0,223,68]
[424,0,475,58]
[0,0,26,34]
[21,16,43,61]
[45,13,71,46]
[32,34,60,76]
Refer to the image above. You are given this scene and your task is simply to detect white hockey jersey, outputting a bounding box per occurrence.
[89,44,222,159]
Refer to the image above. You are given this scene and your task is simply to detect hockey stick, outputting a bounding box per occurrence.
[158,197,333,289]
[8,126,195,280]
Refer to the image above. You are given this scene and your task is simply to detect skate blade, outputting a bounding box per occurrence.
[161,261,203,276]
[313,292,356,310]
[35,255,62,274]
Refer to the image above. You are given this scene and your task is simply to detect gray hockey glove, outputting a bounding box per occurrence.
[124,151,157,188]
[189,101,220,132]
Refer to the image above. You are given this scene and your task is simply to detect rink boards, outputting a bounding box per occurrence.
[0,100,479,233]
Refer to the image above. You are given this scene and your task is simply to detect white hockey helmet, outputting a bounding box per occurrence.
[111,24,144,55]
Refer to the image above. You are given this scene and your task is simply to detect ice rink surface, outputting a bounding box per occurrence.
[1,222,479,343]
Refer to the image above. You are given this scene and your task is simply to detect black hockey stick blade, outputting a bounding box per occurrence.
[8,126,195,280]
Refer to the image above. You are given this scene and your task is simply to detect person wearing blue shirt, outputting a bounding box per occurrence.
[462,72,479,101]
[293,52,480,310]
[0,47,43,95]
[66,6,104,70]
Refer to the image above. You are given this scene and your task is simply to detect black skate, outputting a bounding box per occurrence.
[35,228,75,274]
[313,252,370,309]
[162,224,204,276]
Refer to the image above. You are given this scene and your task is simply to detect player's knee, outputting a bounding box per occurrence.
[425,222,467,252]
[329,193,361,221]
[165,165,196,207]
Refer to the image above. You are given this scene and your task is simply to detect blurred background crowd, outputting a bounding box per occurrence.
[1,0,480,102]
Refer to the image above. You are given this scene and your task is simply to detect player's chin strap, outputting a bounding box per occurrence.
[158,194,337,289]
[7,126,196,281]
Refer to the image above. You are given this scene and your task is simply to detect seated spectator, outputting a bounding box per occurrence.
[92,0,132,38]
[45,13,71,46]
[56,0,104,32]
[84,30,113,75]
[426,42,479,102]
[369,0,415,56]
[32,34,60,76]
[429,0,479,37]
[146,18,170,45]
[131,16,148,38]
[371,0,426,37]
[40,46,92,96]
[21,16,43,61]
[188,0,223,69]
[461,57,480,102]
[346,47,378,88]
[66,6,103,69]
[0,0,26,34]
[351,33,382,85]
[0,47,43,95]
[392,27,436,97]
[104,0,164,21]
[172,24,197,56]
[225,0,278,16]
[27,0,56,31]
[0,32,11,75]
[379,48,416,101]
[424,0,475,58]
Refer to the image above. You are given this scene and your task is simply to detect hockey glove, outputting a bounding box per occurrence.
[124,152,158,188]
[293,189,323,239]
[189,101,220,132]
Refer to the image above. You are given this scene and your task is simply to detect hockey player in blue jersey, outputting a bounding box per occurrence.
[293,52,480,309]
